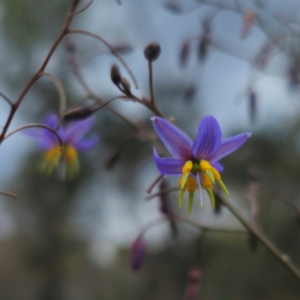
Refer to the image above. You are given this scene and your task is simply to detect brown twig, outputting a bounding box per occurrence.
[71,0,94,16]
[0,91,13,106]
[67,29,139,89]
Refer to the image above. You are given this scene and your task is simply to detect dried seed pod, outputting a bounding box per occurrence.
[64,37,76,55]
[120,78,132,96]
[240,12,256,39]
[64,107,94,122]
[184,84,196,103]
[111,64,122,87]
[164,2,181,14]
[248,90,257,125]
[130,234,147,271]
[180,41,190,68]
[144,43,161,62]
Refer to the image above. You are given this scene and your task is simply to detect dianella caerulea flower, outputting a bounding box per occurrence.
[25,114,99,177]
[152,116,250,213]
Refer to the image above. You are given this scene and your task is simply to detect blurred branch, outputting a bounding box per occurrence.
[0,0,80,144]
[0,190,18,199]
[40,73,67,124]
[67,29,139,89]
[148,186,300,282]
[0,91,13,106]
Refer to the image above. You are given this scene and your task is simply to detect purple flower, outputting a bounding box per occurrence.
[152,116,250,211]
[25,114,99,177]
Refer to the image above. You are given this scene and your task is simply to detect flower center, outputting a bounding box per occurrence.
[178,159,229,213]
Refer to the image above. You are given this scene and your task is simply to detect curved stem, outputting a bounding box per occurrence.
[40,73,67,124]
[4,123,63,151]
[67,29,139,89]
[148,61,155,105]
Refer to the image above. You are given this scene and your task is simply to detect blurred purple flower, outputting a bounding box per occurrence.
[152,116,250,211]
[24,114,99,177]
[130,234,147,271]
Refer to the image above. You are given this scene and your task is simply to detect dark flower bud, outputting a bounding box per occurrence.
[63,107,94,122]
[120,78,132,96]
[144,43,161,62]
[180,42,190,68]
[111,65,122,87]
[164,2,181,14]
[248,90,257,125]
[130,234,146,271]
[184,84,196,103]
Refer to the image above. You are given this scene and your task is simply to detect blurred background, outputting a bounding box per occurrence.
[0,0,300,299]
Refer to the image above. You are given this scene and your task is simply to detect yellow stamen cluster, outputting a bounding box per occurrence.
[178,159,229,213]
[41,145,80,178]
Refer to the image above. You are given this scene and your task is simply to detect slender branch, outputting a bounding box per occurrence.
[67,29,139,89]
[146,186,178,200]
[71,0,93,16]
[40,73,67,124]
[0,190,18,199]
[0,0,79,144]
[0,91,13,106]
[217,191,300,282]
[148,186,300,282]
[4,123,63,151]
[146,174,164,194]
[148,61,155,105]
[174,214,247,235]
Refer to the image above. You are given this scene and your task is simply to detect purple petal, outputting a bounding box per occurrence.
[152,117,192,160]
[153,149,185,175]
[44,114,59,128]
[65,118,94,144]
[74,135,99,151]
[209,133,251,163]
[192,115,222,160]
[212,162,224,172]
[23,127,57,150]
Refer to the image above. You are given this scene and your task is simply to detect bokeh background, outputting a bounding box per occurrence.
[0,0,300,299]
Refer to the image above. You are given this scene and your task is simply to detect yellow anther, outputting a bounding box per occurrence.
[186,176,197,193]
[201,173,213,189]
[44,146,61,162]
[182,161,193,174]
[200,160,212,172]
[211,167,221,180]
[65,146,78,165]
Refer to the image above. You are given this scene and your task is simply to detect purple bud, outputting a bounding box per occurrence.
[184,267,202,300]
[111,65,122,87]
[130,234,146,271]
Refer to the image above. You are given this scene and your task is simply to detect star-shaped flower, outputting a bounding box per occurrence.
[152,115,250,212]
[25,114,99,177]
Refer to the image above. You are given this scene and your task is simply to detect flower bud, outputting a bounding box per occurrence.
[130,234,146,271]
[63,107,94,122]
[111,64,122,87]
[144,43,161,62]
